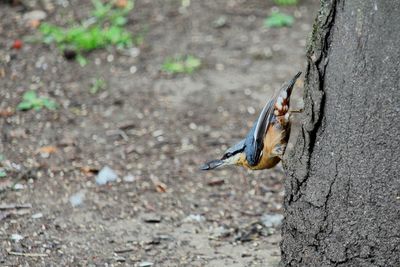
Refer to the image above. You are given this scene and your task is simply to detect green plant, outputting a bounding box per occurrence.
[39,0,135,66]
[273,0,298,6]
[162,55,201,74]
[90,78,107,94]
[264,11,294,28]
[17,91,57,111]
[0,169,6,178]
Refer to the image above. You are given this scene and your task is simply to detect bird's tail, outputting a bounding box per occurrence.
[274,71,301,116]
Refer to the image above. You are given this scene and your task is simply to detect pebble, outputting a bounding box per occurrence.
[10,234,24,242]
[32,212,43,219]
[23,10,47,21]
[139,262,154,267]
[261,213,284,228]
[107,54,114,62]
[96,166,118,185]
[123,174,136,182]
[130,66,137,74]
[69,191,86,207]
[183,214,205,223]
[13,183,24,190]
[129,47,140,57]
[210,226,230,238]
[114,256,126,262]
[213,16,227,28]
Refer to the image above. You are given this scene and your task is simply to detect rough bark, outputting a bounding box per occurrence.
[281,0,400,266]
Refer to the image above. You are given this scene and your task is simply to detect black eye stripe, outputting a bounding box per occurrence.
[221,146,245,160]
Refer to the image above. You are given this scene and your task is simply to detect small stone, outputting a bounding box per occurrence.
[183,214,205,223]
[23,10,47,21]
[216,63,224,71]
[152,130,163,137]
[247,106,256,114]
[114,256,126,262]
[189,123,197,130]
[13,183,24,190]
[107,54,114,62]
[261,213,284,228]
[130,66,137,74]
[32,213,43,219]
[10,234,24,242]
[69,191,85,207]
[211,226,231,238]
[139,262,154,267]
[123,174,136,182]
[213,16,227,28]
[96,166,118,185]
[129,47,140,57]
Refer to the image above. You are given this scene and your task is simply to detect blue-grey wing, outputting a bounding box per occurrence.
[245,98,275,166]
[253,98,275,148]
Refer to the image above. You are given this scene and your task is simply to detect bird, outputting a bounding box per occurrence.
[201,72,301,171]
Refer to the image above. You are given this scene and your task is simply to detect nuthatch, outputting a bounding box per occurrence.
[201,72,301,171]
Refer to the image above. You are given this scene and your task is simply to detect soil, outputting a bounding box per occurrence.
[0,0,317,266]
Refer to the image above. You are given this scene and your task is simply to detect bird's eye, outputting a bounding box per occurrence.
[222,152,232,159]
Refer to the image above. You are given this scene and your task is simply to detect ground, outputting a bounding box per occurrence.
[0,0,317,266]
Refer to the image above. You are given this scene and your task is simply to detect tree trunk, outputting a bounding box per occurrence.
[281,0,400,266]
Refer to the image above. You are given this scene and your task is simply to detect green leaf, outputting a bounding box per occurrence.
[0,169,6,178]
[76,54,88,67]
[264,12,294,28]
[273,0,298,6]
[22,90,37,101]
[43,99,58,110]
[113,16,127,26]
[17,101,33,111]
[162,55,201,74]
[185,56,201,73]
[90,78,106,94]
[92,0,112,19]
[18,91,57,111]
[162,60,184,73]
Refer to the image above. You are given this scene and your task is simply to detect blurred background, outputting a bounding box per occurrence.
[0,0,318,266]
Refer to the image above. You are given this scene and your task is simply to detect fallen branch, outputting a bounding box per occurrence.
[8,251,48,257]
[0,203,32,210]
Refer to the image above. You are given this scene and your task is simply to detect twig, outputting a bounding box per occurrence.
[114,248,134,253]
[0,203,32,210]
[8,251,48,257]
[289,108,304,114]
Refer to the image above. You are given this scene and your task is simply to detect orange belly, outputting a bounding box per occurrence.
[244,121,289,170]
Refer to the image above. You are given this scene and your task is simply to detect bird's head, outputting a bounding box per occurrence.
[201,139,247,170]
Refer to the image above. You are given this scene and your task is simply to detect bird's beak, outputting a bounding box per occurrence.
[200,159,225,170]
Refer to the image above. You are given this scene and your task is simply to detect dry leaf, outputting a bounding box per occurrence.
[155,182,167,193]
[150,175,167,193]
[115,0,128,8]
[80,166,99,176]
[207,179,225,186]
[28,19,41,29]
[0,108,14,117]
[0,68,6,78]
[37,146,57,154]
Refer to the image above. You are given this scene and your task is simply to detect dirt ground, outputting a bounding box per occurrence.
[0,0,317,266]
